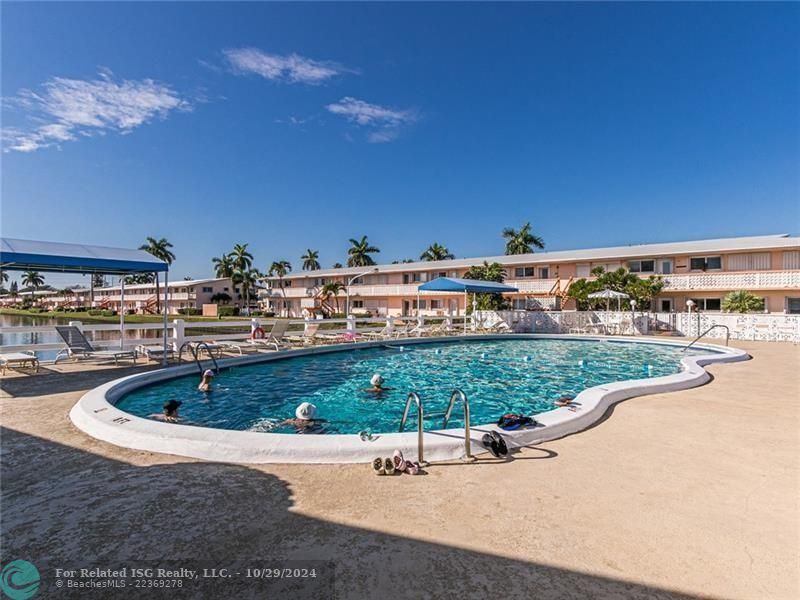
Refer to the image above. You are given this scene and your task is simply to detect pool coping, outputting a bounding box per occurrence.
[69,334,749,464]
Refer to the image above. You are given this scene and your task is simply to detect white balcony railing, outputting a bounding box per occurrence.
[661,271,800,291]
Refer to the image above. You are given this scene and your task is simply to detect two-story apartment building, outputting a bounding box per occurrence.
[17,278,238,314]
[261,234,800,317]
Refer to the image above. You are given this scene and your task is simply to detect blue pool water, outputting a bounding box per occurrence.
[116,338,712,435]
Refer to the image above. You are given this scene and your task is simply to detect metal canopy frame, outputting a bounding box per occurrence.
[1,238,170,365]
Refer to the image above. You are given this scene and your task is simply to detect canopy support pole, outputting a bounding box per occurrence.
[416,289,420,317]
[119,277,125,350]
[162,270,169,367]
[464,289,467,333]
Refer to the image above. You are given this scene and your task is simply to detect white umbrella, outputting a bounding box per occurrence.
[588,289,629,311]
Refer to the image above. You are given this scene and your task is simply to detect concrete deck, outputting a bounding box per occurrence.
[1,340,798,599]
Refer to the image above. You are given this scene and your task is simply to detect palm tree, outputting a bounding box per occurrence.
[0,270,8,285]
[502,222,545,255]
[347,236,380,267]
[139,237,175,312]
[230,244,254,272]
[420,243,454,261]
[233,268,261,312]
[212,254,235,278]
[22,270,45,290]
[332,262,343,269]
[269,260,292,316]
[320,281,346,312]
[722,290,765,314]
[301,249,321,271]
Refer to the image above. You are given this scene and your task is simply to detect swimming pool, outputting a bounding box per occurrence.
[117,338,711,435]
[71,335,748,464]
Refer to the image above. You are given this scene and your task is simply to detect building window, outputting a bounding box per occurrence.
[430,299,443,309]
[690,298,722,311]
[202,287,213,293]
[514,267,535,278]
[352,300,364,309]
[436,272,447,279]
[628,260,655,273]
[660,260,673,274]
[284,280,292,287]
[538,267,550,279]
[689,256,722,271]
[413,299,427,309]
[223,287,229,292]
[787,298,800,314]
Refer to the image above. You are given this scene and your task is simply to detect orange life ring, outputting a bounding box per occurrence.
[251,326,266,339]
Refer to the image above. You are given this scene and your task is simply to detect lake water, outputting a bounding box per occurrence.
[0,314,163,360]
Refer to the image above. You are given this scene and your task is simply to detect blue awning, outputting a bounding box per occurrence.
[0,238,168,275]
[418,277,518,293]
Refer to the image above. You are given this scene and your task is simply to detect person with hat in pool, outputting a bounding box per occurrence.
[150,399,182,423]
[365,373,393,395]
[280,402,326,433]
[198,369,215,392]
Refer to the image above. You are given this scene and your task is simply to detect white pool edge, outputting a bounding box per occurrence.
[69,334,749,464]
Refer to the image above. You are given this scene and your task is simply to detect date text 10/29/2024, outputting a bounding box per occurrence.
[54,567,320,579]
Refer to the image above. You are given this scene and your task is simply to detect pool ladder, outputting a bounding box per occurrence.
[178,341,220,375]
[399,388,475,463]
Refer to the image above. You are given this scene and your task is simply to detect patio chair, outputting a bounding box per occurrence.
[248,320,292,351]
[54,326,137,365]
[362,324,393,340]
[136,344,175,362]
[1,351,40,375]
[286,322,332,346]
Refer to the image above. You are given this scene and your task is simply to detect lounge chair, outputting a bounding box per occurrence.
[286,323,330,346]
[54,326,137,365]
[0,352,40,375]
[246,320,292,351]
[362,324,393,340]
[136,344,175,362]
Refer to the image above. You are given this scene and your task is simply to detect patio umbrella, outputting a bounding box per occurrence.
[588,288,629,311]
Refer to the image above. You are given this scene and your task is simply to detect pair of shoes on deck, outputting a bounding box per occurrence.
[372,450,420,475]
[482,431,509,458]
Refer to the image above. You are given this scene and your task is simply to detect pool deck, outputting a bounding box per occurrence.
[1,339,798,599]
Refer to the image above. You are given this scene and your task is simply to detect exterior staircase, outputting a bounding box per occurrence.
[142,295,159,314]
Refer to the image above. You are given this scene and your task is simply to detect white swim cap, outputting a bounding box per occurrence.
[295,402,317,420]
[203,369,215,378]
[370,373,384,386]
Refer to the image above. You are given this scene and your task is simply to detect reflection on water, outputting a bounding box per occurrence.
[0,314,163,360]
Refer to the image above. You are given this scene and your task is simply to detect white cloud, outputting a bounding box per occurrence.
[223,48,351,84]
[326,96,416,143]
[3,71,190,153]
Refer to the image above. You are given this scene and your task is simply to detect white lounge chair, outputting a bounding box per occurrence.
[136,344,175,361]
[54,326,137,365]
[246,320,292,351]
[1,352,40,375]
[286,323,332,346]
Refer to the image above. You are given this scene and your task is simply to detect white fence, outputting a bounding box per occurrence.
[482,310,800,343]
[0,315,472,360]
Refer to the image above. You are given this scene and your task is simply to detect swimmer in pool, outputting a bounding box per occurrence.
[198,369,214,392]
[280,402,327,433]
[365,373,393,395]
[150,399,182,423]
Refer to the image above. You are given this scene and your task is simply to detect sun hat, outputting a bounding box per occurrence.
[295,402,317,420]
[370,373,384,387]
[203,369,215,378]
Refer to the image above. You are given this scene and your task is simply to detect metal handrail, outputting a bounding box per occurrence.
[399,392,426,465]
[442,388,475,461]
[178,341,220,374]
[683,324,730,351]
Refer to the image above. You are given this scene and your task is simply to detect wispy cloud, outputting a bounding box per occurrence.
[223,48,352,85]
[325,96,417,143]
[3,70,190,153]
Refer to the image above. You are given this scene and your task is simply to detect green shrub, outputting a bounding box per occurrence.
[177,308,202,316]
[262,311,275,317]
[218,306,240,317]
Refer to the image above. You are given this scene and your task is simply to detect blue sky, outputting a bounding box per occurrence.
[2,2,798,285]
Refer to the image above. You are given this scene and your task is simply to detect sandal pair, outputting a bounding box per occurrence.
[373,457,395,475]
[482,431,509,458]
